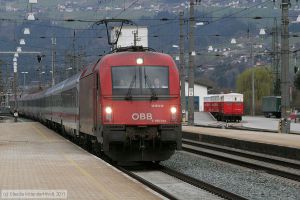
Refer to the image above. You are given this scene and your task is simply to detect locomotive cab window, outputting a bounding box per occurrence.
[112,66,140,89]
[142,67,169,90]
[112,66,169,97]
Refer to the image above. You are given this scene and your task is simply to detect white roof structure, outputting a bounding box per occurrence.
[204,93,243,102]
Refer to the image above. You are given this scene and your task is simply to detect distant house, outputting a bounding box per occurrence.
[65,7,73,12]
[133,6,142,10]
[57,4,66,12]
[5,4,18,12]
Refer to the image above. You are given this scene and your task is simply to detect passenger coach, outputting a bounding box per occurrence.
[204,93,244,122]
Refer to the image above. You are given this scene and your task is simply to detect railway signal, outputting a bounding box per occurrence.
[37,55,42,63]
[36,54,45,89]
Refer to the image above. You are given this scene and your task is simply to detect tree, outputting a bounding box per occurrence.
[236,66,273,114]
[295,72,300,90]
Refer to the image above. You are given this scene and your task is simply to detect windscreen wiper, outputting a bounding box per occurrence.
[144,75,158,100]
[125,74,136,100]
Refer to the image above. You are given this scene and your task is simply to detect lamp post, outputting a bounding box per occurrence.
[280,0,291,133]
[188,0,196,125]
[230,37,256,117]
[51,36,56,86]
[21,72,28,89]
[13,60,18,111]
[66,67,72,79]
[179,11,186,123]
[40,71,46,87]
[37,54,45,89]
[251,53,255,116]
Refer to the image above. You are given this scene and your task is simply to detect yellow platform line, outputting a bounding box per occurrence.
[32,124,50,141]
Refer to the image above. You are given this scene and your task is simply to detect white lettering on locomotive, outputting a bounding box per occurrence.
[132,113,153,120]
[147,113,152,120]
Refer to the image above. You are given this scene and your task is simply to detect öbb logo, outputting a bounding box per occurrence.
[132,113,153,121]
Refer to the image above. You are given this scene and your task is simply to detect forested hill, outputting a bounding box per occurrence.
[1,0,299,90]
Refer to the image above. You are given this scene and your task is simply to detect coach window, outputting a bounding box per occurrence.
[75,89,78,107]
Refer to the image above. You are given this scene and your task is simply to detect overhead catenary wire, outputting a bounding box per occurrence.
[152,0,275,53]
[0,0,287,77]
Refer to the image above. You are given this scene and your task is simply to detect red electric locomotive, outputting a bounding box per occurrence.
[80,49,182,161]
[17,47,182,162]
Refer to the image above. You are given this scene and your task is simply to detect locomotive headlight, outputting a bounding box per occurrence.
[105,106,112,122]
[136,58,143,65]
[171,106,177,121]
[170,107,177,114]
[105,106,112,114]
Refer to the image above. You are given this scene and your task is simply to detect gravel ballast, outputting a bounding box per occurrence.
[162,151,300,200]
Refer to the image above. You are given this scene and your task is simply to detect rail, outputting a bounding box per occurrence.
[182,139,300,182]
[115,165,179,200]
[160,165,247,200]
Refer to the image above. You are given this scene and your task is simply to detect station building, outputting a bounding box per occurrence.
[184,81,211,112]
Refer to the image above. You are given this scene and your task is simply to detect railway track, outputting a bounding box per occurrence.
[193,123,300,135]
[182,139,300,182]
[115,165,180,200]
[159,165,247,200]
[115,164,246,200]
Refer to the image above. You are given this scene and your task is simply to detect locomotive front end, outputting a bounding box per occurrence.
[100,52,181,161]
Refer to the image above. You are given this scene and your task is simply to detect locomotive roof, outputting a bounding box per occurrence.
[104,51,172,59]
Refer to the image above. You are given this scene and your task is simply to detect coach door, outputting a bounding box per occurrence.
[94,73,100,136]
[79,74,95,135]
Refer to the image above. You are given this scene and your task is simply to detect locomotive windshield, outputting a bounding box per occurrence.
[112,66,169,97]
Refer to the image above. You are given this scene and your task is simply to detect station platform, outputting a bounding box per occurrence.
[193,112,300,134]
[0,122,160,200]
[182,126,300,161]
